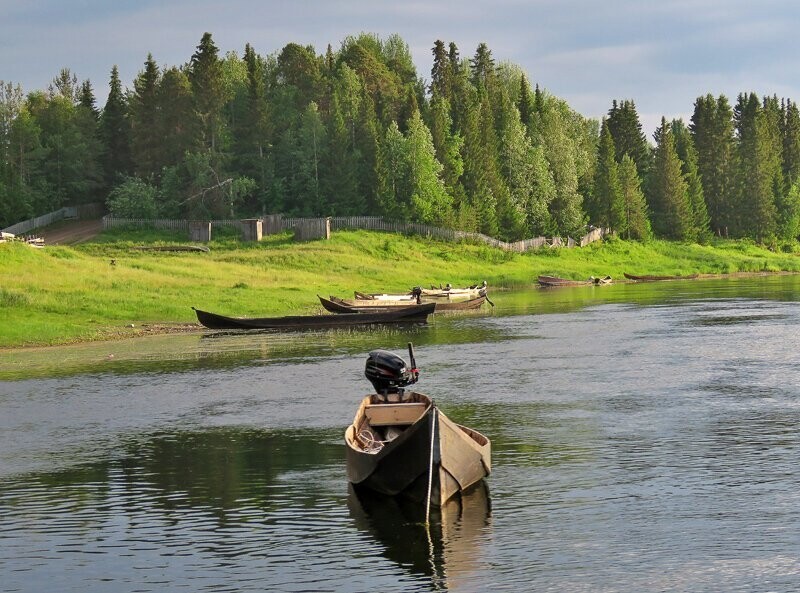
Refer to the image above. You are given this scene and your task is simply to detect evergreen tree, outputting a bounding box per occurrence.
[617,155,651,240]
[690,94,735,236]
[650,118,691,239]
[78,80,99,119]
[734,93,780,240]
[590,119,623,230]
[129,53,161,178]
[607,99,651,180]
[189,32,227,153]
[430,40,451,99]
[158,67,201,169]
[100,66,131,184]
[783,100,800,190]
[672,119,710,242]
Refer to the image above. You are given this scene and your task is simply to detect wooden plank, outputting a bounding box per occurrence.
[365,403,427,426]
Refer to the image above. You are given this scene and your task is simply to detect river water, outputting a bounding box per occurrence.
[1,276,799,592]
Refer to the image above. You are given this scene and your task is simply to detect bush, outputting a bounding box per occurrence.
[107,177,159,219]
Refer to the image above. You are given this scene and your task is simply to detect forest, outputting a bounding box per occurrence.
[1,32,800,245]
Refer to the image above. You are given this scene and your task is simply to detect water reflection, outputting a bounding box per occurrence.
[347,482,492,590]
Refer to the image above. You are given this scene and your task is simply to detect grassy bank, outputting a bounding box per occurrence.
[1,228,799,348]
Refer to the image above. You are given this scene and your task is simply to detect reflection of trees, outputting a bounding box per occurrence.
[3,428,344,522]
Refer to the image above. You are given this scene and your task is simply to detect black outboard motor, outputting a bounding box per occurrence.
[365,343,419,399]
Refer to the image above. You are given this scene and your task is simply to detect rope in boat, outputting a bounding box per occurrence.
[357,429,388,453]
[425,407,437,525]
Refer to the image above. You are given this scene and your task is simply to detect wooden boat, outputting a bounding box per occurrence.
[354,291,417,301]
[345,346,491,507]
[192,303,434,330]
[623,272,699,281]
[537,275,591,287]
[319,294,487,314]
[419,282,487,298]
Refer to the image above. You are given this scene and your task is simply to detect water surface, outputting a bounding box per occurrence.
[1,277,799,592]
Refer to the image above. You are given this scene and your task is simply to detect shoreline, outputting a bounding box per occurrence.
[2,270,797,354]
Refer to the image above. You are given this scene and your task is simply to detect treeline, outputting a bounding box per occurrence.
[1,32,799,244]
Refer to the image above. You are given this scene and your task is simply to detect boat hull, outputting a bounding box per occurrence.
[319,294,486,314]
[193,304,434,330]
[345,393,491,506]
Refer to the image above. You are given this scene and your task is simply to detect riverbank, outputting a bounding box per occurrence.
[2,228,799,349]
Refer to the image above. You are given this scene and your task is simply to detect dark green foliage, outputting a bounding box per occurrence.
[690,94,735,236]
[4,33,800,248]
[650,118,692,239]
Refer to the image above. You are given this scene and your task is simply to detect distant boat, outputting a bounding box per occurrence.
[591,275,613,285]
[537,275,591,287]
[319,294,488,314]
[623,273,699,281]
[192,304,434,330]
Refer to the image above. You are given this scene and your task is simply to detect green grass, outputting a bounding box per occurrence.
[1,228,799,348]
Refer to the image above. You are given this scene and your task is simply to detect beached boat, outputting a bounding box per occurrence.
[192,304,434,330]
[319,294,487,314]
[419,281,487,298]
[345,346,491,508]
[623,273,699,281]
[537,275,591,287]
[591,275,613,285]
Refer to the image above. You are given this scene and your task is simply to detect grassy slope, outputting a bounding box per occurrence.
[1,228,799,348]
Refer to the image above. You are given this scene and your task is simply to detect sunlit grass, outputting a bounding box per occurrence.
[1,229,799,348]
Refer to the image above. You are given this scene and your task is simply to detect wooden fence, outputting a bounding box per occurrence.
[99,214,607,251]
[281,215,606,252]
[102,217,243,232]
[2,202,105,235]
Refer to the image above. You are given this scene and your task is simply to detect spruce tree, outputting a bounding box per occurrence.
[591,118,623,230]
[690,94,735,236]
[100,65,131,184]
[607,99,652,181]
[189,32,227,153]
[129,53,161,178]
[618,155,651,240]
[783,100,800,190]
[650,117,691,239]
[672,119,710,242]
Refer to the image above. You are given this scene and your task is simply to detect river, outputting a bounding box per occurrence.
[1,276,799,592]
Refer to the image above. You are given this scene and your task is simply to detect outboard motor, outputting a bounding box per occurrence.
[365,343,419,400]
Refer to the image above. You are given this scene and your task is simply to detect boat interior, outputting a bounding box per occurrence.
[350,392,430,453]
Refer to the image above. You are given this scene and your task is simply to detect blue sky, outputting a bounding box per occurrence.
[2,0,799,136]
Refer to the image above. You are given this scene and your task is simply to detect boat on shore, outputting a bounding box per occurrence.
[345,345,491,508]
[591,275,613,285]
[623,273,699,282]
[192,304,434,330]
[319,294,487,314]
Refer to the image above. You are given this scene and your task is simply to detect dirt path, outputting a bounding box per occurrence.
[38,219,103,245]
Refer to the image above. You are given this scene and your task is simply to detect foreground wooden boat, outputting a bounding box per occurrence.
[537,275,591,287]
[345,346,491,508]
[623,272,699,281]
[319,294,487,314]
[192,303,434,330]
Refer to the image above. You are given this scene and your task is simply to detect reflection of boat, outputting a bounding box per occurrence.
[347,480,491,584]
[319,294,487,313]
[537,275,591,287]
[192,304,434,330]
[345,345,491,507]
[623,272,699,281]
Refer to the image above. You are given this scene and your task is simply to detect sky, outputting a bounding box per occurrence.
[2,0,800,137]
